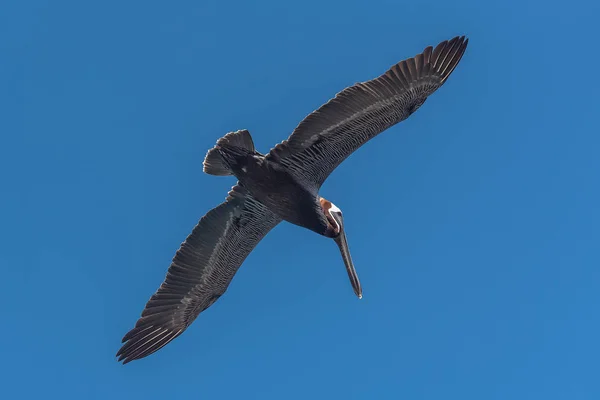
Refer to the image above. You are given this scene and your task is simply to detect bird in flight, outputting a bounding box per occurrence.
[117,35,469,364]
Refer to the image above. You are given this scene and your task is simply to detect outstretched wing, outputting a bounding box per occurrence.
[267,36,468,187]
[116,185,281,364]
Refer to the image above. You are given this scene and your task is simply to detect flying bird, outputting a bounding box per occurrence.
[117,35,469,364]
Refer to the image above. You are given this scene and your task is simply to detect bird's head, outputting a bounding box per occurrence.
[319,197,362,299]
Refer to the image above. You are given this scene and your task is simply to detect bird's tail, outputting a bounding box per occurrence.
[203,129,256,176]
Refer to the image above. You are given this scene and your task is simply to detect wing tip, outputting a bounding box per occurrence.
[431,35,469,83]
[116,326,184,365]
[383,34,468,91]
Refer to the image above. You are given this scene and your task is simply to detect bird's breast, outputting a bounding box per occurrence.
[238,159,324,233]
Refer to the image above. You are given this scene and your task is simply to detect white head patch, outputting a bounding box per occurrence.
[329,202,341,213]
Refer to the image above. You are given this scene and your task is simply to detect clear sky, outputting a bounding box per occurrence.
[2,0,599,398]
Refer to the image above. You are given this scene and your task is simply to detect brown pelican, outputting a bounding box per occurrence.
[117,36,469,364]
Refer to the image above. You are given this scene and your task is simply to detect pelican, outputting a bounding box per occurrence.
[117,36,469,364]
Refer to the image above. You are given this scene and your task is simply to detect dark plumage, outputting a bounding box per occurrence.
[117,35,469,364]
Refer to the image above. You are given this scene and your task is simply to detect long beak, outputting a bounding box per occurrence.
[332,218,362,299]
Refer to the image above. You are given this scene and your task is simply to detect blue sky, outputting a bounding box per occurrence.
[2,0,599,398]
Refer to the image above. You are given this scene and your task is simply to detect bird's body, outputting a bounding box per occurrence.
[117,35,469,364]
[215,143,329,235]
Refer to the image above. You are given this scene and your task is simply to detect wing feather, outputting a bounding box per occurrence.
[267,36,468,187]
[116,184,281,364]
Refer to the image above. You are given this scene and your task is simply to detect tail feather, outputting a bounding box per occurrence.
[203,148,231,176]
[203,129,255,176]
